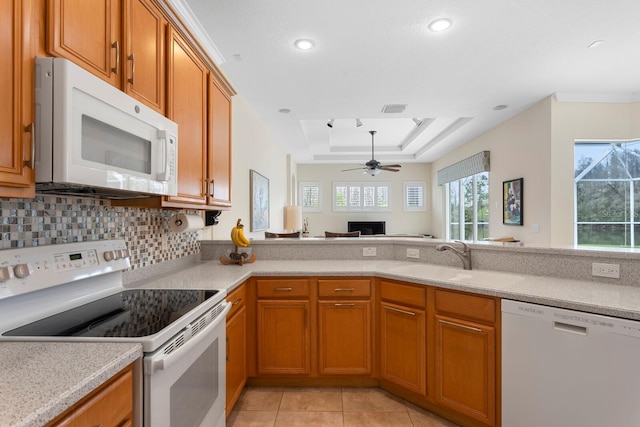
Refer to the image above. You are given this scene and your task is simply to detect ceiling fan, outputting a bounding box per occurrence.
[342,130,402,176]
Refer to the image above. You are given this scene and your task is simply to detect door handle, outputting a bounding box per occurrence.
[438,319,482,332]
[24,123,35,169]
[111,41,120,74]
[383,305,416,316]
[127,54,135,84]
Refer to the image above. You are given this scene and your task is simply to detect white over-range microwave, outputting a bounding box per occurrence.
[35,57,178,198]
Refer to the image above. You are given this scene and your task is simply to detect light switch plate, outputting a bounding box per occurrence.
[406,248,420,259]
[363,247,376,257]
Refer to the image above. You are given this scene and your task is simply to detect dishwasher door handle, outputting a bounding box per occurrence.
[553,321,588,335]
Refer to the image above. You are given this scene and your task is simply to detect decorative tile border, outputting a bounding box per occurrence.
[0,196,200,270]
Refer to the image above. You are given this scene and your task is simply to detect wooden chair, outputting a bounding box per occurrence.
[324,231,360,238]
[265,231,300,238]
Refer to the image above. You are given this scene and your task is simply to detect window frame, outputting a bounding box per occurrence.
[299,181,323,213]
[403,181,426,212]
[332,181,392,212]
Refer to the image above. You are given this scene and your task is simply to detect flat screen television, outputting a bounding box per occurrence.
[348,221,386,235]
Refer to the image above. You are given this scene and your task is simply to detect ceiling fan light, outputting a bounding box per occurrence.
[368,168,381,176]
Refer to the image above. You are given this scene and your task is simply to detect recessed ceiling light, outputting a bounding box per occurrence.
[294,39,315,50]
[493,105,508,111]
[278,108,291,114]
[428,18,452,32]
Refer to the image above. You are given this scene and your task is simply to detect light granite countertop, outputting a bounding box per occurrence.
[130,259,640,320]
[0,342,142,427]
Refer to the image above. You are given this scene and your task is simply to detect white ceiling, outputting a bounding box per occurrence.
[176,0,640,166]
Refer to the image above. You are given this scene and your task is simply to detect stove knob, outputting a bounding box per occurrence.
[0,266,14,282]
[103,250,116,261]
[13,263,33,278]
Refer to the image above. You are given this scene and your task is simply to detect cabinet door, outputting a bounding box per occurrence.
[166,27,208,205]
[434,315,496,426]
[318,300,371,375]
[47,0,121,86]
[0,0,35,197]
[123,0,165,113]
[207,75,232,207]
[380,302,426,395]
[226,304,246,416]
[257,300,310,375]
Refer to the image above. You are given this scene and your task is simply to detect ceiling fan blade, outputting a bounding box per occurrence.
[342,166,366,172]
[380,164,402,168]
[380,167,400,172]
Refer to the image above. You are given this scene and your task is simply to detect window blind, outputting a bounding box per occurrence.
[437,151,490,185]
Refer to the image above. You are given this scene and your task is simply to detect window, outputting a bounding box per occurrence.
[333,181,391,212]
[299,182,322,212]
[446,172,489,241]
[404,181,426,211]
[574,139,640,248]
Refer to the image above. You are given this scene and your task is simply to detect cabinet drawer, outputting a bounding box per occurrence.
[435,289,496,324]
[48,364,133,426]
[227,283,246,319]
[380,280,426,308]
[318,279,371,298]
[257,279,310,298]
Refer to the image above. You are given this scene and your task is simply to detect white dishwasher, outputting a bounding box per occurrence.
[502,299,640,427]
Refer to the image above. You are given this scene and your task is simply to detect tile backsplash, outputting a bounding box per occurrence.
[0,195,201,270]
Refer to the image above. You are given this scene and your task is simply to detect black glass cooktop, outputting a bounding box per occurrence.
[4,289,218,338]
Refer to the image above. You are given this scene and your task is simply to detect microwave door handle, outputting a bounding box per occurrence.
[144,302,231,375]
[157,130,170,181]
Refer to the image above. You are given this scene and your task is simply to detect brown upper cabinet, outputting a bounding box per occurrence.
[46,0,235,209]
[165,26,209,206]
[0,0,36,198]
[47,0,166,113]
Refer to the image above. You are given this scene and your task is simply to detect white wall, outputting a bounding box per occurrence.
[431,96,640,247]
[201,95,292,240]
[296,163,432,236]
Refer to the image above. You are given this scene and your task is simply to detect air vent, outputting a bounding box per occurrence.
[381,104,407,114]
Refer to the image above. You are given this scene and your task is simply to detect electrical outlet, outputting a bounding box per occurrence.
[592,262,620,279]
[406,248,420,259]
[362,247,376,257]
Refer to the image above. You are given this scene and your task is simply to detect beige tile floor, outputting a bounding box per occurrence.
[227,387,460,427]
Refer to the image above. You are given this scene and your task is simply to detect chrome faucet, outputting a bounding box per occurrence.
[435,240,472,270]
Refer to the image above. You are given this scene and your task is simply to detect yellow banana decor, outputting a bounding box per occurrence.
[221,218,256,265]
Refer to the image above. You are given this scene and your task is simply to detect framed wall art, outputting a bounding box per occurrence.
[250,169,270,231]
[503,178,523,225]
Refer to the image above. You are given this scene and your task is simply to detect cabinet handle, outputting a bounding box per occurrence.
[333,288,355,291]
[383,305,416,316]
[273,287,292,291]
[334,303,355,307]
[438,319,482,333]
[203,179,208,197]
[226,336,229,362]
[112,41,120,74]
[209,179,215,198]
[233,298,242,305]
[24,123,35,169]
[127,54,135,84]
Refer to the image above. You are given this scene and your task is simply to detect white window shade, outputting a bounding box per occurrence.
[437,151,490,185]
[404,181,426,211]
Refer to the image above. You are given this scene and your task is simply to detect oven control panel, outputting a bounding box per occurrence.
[0,240,130,299]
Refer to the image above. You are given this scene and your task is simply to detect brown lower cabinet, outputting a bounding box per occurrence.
[233,276,500,427]
[226,282,247,417]
[46,363,134,427]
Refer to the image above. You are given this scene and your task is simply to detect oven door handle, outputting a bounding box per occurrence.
[145,302,231,374]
